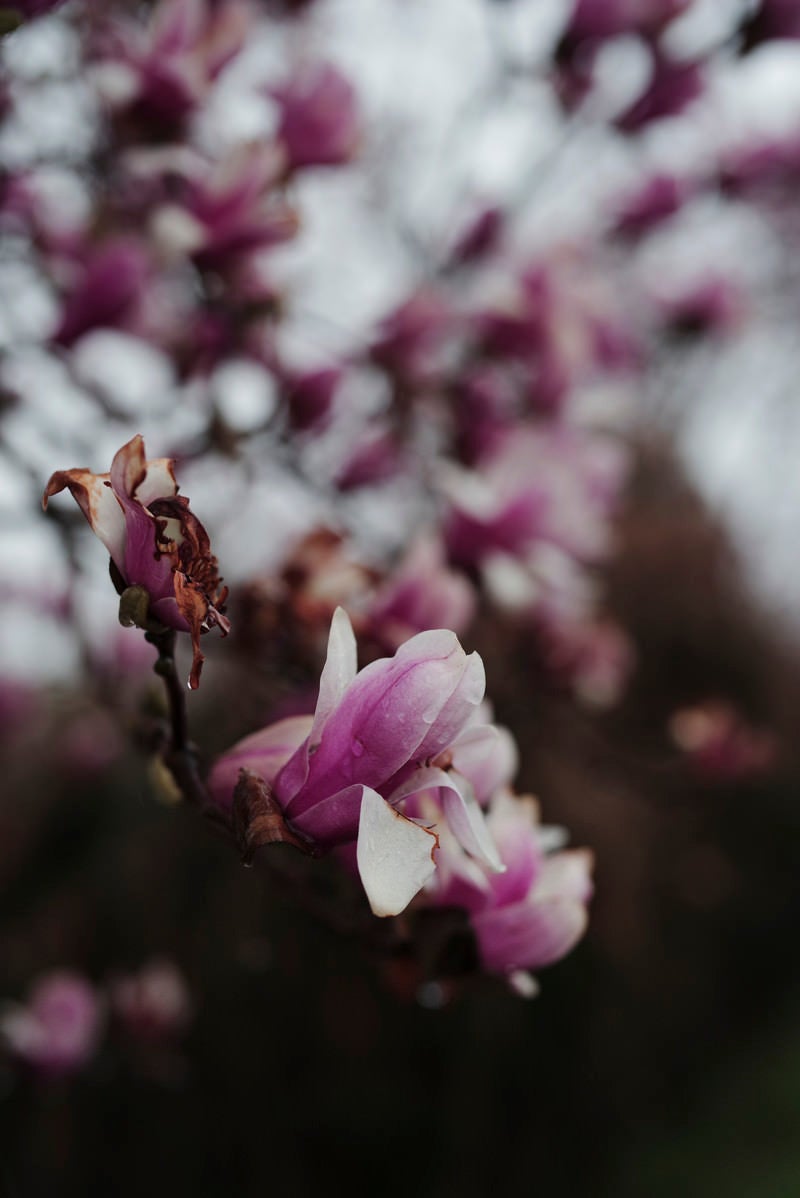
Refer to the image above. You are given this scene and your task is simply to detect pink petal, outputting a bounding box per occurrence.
[207,715,313,810]
[472,896,588,974]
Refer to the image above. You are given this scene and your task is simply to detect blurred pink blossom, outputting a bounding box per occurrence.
[110,960,192,1041]
[366,536,476,652]
[270,64,359,172]
[1,972,102,1076]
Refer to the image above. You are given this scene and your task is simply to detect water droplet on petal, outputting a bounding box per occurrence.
[351,737,365,757]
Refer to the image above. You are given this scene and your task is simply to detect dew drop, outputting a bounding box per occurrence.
[351,737,365,757]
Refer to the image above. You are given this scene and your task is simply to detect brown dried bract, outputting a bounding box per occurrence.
[232,768,315,864]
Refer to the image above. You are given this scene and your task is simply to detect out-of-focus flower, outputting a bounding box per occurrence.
[334,424,404,491]
[615,50,704,133]
[669,701,777,781]
[612,172,693,238]
[110,960,192,1041]
[1,972,102,1076]
[559,0,689,43]
[719,133,800,197]
[370,290,453,386]
[447,205,504,268]
[270,63,359,172]
[444,426,627,571]
[150,144,297,275]
[366,536,476,652]
[425,790,593,996]
[93,0,251,133]
[53,238,152,348]
[44,435,229,689]
[281,365,341,432]
[741,0,800,51]
[210,607,505,917]
[538,614,635,708]
[657,277,747,338]
[1,0,67,20]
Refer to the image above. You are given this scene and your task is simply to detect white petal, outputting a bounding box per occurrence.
[356,787,437,917]
[310,606,357,745]
[389,766,504,873]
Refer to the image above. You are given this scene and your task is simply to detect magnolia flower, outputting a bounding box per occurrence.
[1,972,102,1076]
[425,790,593,996]
[110,959,192,1041]
[366,536,476,652]
[270,64,359,171]
[43,435,229,688]
[210,608,505,917]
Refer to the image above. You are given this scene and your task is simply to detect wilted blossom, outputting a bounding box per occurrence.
[270,64,359,172]
[424,790,593,996]
[110,959,192,1041]
[1,972,102,1076]
[210,607,506,917]
[44,435,229,688]
[366,536,476,652]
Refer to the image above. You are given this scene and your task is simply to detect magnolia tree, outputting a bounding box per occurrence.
[0,0,794,1077]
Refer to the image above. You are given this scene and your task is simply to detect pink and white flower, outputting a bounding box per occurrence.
[209,608,505,917]
[425,790,593,996]
[1,972,102,1076]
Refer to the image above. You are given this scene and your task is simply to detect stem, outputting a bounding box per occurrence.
[146,628,233,842]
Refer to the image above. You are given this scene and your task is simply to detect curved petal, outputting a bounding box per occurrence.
[448,722,518,804]
[472,896,588,974]
[357,786,438,917]
[207,715,313,810]
[134,457,179,506]
[273,606,358,803]
[43,469,127,571]
[389,766,503,872]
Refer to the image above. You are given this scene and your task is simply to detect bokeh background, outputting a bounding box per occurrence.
[2,1,800,1193]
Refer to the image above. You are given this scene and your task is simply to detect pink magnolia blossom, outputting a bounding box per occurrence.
[425,790,593,996]
[209,608,505,917]
[444,426,627,571]
[110,959,192,1041]
[657,277,747,338]
[151,144,297,274]
[742,0,800,50]
[370,289,453,385]
[615,50,705,133]
[559,0,689,43]
[95,0,251,132]
[366,536,476,652]
[669,701,777,781]
[53,238,152,348]
[281,365,341,432]
[44,435,229,689]
[612,172,692,238]
[270,64,359,172]
[1,972,102,1076]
